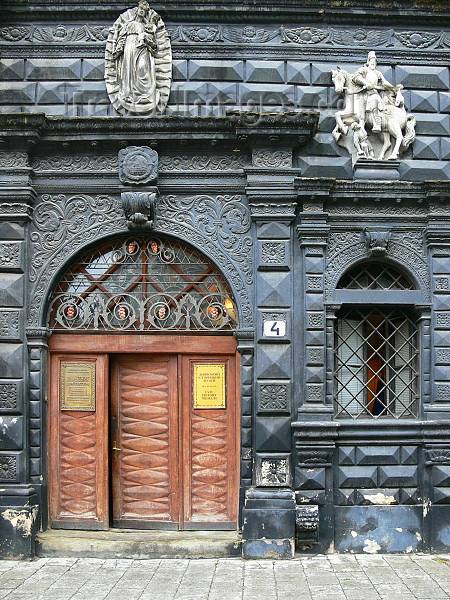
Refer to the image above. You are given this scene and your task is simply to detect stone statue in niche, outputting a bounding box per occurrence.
[105,1,172,115]
[331,52,416,160]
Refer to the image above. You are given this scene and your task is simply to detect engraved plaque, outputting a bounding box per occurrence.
[60,362,96,411]
[193,363,226,409]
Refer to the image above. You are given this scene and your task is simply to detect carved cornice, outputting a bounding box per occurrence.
[2,2,449,27]
[3,44,449,65]
[0,113,318,149]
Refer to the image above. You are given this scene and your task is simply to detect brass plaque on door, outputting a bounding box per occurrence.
[193,363,226,409]
[60,362,96,411]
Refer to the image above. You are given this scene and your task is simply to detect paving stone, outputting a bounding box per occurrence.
[0,556,450,600]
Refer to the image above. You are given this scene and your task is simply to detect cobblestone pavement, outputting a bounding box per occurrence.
[0,555,449,600]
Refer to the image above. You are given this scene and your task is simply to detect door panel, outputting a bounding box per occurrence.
[182,356,238,529]
[49,354,108,530]
[111,356,179,528]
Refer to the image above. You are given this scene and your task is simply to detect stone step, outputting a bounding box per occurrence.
[37,529,242,559]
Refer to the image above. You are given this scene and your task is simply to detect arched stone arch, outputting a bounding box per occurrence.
[28,192,254,330]
[324,230,430,302]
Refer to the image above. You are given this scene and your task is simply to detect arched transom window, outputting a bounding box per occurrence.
[48,238,237,332]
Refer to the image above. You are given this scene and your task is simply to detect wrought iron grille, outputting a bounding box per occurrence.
[48,238,238,332]
[337,262,414,290]
[334,308,419,419]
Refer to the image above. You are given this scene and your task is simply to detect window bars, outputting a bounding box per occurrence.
[334,308,419,419]
[48,238,237,332]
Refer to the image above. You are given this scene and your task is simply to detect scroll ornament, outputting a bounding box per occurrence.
[105,1,172,115]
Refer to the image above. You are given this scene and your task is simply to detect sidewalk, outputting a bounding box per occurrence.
[0,555,449,600]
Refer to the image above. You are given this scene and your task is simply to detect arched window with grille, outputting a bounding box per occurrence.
[334,262,420,419]
[47,237,238,332]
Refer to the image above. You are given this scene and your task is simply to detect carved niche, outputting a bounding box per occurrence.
[105,1,172,115]
[331,51,416,161]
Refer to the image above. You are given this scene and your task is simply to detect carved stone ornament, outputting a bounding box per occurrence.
[121,190,156,230]
[364,229,391,256]
[331,51,416,161]
[295,505,319,543]
[119,146,158,185]
[105,1,172,115]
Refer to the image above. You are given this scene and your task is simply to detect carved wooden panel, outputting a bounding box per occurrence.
[111,356,178,525]
[59,411,97,517]
[49,354,108,529]
[182,356,238,527]
[191,411,229,517]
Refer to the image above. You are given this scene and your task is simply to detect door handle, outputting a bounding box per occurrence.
[112,440,121,462]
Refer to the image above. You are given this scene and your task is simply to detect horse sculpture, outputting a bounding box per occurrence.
[331,66,416,160]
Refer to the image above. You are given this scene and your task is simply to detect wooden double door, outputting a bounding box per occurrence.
[49,336,238,531]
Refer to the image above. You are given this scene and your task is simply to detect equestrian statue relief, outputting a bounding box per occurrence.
[331,52,416,160]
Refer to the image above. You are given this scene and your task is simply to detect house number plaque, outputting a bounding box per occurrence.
[60,362,96,411]
[193,364,226,409]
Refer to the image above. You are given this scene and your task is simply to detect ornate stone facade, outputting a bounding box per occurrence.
[0,0,449,561]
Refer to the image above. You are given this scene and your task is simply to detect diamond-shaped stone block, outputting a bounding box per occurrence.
[440,92,450,114]
[27,58,81,81]
[286,61,310,85]
[65,82,109,105]
[0,344,24,378]
[432,466,450,487]
[441,138,450,161]
[378,466,418,488]
[399,488,420,505]
[338,447,356,465]
[0,274,24,308]
[338,466,377,488]
[257,271,291,307]
[82,59,105,80]
[0,82,35,105]
[413,136,440,160]
[296,467,325,490]
[246,61,284,83]
[401,446,418,465]
[335,489,356,506]
[172,60,188,81]
[299,156,352,179]
[256,343,291,379]
[409,90,439,113]
[36,82,67,104]
[238,83,295,106]
[190,60,244,82]
[296,86,327,108]
[355,446,401,466]
[257,221,291,240]
[304,256,325,273]
[399,160,450,182]
[0,59,25,81]
[415,114,449,136]
[395,65,449,90]
[433,488,450,504]
[0,416,23,450]
[255,417,291,452]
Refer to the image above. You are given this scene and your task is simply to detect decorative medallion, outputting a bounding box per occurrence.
[105,1,172,115]
[119,146,158,185]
